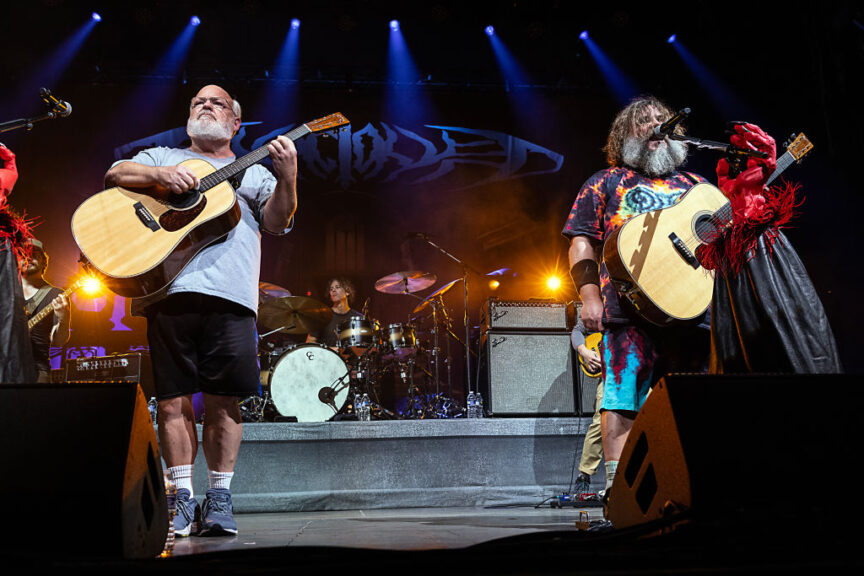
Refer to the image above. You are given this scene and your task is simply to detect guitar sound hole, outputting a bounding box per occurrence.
[694,214,721,244]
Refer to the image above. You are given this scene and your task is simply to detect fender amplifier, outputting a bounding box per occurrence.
[484,298,571,331]
[65,353,154,398]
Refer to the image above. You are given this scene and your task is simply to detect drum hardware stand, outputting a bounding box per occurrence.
[417,236,486,401]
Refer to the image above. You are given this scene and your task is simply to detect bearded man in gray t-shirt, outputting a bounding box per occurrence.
[104,84,297,537]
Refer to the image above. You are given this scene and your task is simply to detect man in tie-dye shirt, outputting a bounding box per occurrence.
[562,96,710,500]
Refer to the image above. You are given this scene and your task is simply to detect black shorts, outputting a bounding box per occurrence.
[145,293,260,400]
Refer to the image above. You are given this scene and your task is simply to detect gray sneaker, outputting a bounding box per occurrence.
[199,488,238,536]
[173,489,200,537]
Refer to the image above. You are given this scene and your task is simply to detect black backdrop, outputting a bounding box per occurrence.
[2,1,861,384]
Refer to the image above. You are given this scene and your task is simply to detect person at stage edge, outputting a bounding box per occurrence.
[104,85,298,537]
[1,143,37,383]
[562,95,711,503]
[20,238,71,382]
[306,277,363,350]
[570,313,603,502]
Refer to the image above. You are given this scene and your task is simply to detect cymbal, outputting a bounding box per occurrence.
[258,296,333,334]
[259,281,292,301]
[412,278,461,314]
[374,270,437,294]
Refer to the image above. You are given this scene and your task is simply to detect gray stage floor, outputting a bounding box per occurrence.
[169,504,604,556]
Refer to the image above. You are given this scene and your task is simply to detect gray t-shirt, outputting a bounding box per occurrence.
[113,147,291,314]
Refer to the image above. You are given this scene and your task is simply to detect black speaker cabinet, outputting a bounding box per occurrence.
[606,373,862,545]
[485,331,580,416]
[0,382,168,560]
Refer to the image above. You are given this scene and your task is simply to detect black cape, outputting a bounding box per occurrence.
[710,230,842,374]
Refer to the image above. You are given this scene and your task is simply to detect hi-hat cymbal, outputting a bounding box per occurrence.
[412,278,462,314]
[258,296,333,334]
[374,270,437,294]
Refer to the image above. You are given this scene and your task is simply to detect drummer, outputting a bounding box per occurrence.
[306,277,363,351]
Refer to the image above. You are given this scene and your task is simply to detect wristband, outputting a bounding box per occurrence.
[570,259,600,291]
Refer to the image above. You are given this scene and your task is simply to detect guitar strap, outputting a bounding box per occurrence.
[25,285,53,317]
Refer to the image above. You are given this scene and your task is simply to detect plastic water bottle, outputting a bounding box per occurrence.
[148,397,158,424]
[160,473,176,557]
[475,392,484,419]
[466,391,476,419]
[358,393,371,421]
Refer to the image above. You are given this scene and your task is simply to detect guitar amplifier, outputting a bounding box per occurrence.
[65,353,154,398]
[484,298,571,331]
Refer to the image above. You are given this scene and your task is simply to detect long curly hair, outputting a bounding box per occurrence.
[603,96,683,167]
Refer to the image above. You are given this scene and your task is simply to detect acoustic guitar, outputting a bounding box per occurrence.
[602,133,813,326]
[71,113,349,298]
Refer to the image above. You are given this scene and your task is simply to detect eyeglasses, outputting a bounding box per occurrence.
[190,97,232,111]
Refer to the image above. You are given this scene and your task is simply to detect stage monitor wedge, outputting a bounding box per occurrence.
[0,382,168,560]
[606,373,862,546]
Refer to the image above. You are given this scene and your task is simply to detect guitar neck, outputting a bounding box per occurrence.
[765,149,796,187]
[198,124,312,191]
[28,284,77,330]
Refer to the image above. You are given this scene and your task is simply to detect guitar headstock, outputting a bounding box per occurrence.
[783,133,814,164]
[305,112,350,133]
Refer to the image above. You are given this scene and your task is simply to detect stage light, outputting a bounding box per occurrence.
[579,30,589,40]
[291,18,300,30]
[91,12,102,22]
[488,280,501,290]
[667,34,677,44]
[190,16,201,27]
[389,20,400,32]
[545,276,562,291]
[485,25,495,36]
[80,275,103,296]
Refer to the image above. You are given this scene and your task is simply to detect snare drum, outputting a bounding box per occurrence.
[337,316,380,355]
[268,343,350,421]
[381,323,417,360]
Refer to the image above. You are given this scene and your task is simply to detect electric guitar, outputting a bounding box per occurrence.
[71,112,349,298]
[27,276,89,331]
[578,332,602,378]
[602,133,813,326]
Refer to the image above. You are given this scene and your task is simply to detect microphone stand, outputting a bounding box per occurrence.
[0,109,64,134]
[669,133,768,176]
[418,237,485,403]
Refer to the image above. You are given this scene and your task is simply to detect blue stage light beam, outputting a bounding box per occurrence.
[10,13,100,114]
[580,33,639,106]
[486,27,557,137]
[671,38,755,120]
[111,18,201,136]
[258,20,301,124]
[385,21,434,127]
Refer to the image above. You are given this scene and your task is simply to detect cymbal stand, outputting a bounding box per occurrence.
[400,358,426,419]
[418,237,485,400]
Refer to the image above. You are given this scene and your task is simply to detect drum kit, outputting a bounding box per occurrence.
[246,271,464,423]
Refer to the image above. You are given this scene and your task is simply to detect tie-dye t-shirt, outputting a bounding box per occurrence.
[562,166,705,323]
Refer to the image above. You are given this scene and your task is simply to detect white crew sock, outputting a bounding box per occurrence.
[605,460,619,491]
[208,470,234,491]
[169,464,194,496]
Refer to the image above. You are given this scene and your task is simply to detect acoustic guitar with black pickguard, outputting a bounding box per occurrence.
[602,133,813,326]
[71,112,349,298]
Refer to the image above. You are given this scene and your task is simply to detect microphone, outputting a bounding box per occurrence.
[40,88,72,117]
[404,232,429,241]
[651,107,690,140]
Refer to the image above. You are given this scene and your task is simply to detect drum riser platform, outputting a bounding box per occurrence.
[179,418,604,512]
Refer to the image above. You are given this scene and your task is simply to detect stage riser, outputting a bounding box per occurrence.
[177,418,603,512]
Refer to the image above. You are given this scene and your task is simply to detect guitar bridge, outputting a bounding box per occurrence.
[669,233,700,269]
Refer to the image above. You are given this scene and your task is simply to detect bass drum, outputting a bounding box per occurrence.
[268,343,350,422]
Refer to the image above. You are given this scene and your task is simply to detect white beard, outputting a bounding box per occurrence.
[187,115,234,142]
[622,137,688,177]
